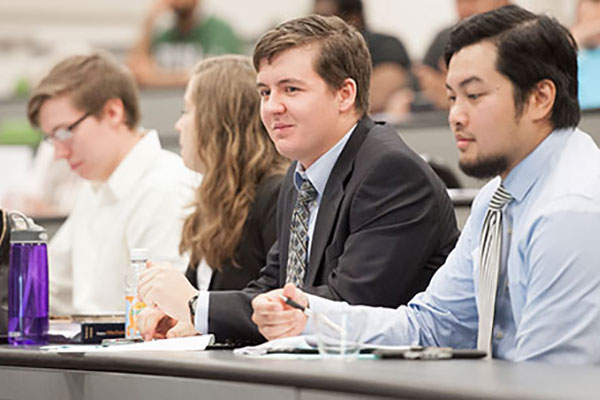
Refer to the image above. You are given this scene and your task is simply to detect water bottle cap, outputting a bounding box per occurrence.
[130,248,149,261]
[8,211,47,243]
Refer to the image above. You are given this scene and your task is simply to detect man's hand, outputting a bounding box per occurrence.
[165,319,198,338]
[137,306,198,340]
[138,261,198,323]
[251,283,309,340]
[137,306,176,340]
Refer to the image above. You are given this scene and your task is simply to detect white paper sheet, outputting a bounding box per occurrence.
[42,334,215,353]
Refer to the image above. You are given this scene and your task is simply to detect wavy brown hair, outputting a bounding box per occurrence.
[180,55,288,269]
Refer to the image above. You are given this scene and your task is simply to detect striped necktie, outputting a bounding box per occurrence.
[477,184,513,358]
[286,178,318,288]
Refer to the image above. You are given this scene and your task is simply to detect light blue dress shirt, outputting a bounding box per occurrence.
[307,128,600,364]
[194,124,356,334]
[293,124,355,259]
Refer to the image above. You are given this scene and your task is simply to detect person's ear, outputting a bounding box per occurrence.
[337,78,358,113]
[527,79,556,123]
[101,98,126,128]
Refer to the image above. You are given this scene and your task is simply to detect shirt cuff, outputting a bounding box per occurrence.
[302,293,347,335]
[194,290,210,334]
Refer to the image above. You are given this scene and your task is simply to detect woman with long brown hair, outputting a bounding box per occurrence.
[137,55,287,339]
[177,55,288,290]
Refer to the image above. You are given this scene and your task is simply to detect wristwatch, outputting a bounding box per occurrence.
[188,293,199,324]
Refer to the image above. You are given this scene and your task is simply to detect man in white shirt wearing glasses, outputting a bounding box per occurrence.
[27,52,195,315]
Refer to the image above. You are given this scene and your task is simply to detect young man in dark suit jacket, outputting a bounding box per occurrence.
[137,15,459,343]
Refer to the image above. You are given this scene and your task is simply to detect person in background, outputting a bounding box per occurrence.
[137,15,458,344]
[27,53,195,315]
[1,141,82,217]
[571,0,600,110]
[252,5,600,365]
[127,0,242,87]
[415,0,510,110]
[137,55,288,338]
[313,0,413,122]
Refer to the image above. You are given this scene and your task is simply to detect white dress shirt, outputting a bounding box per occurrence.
[49,130,197,315]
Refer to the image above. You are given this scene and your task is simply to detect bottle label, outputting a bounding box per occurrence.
[125,295,147,339]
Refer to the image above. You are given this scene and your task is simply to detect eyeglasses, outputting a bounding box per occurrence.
[44,111,92,144]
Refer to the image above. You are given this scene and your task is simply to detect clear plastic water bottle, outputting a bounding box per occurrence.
[7,211,48,346]
[125,248,148,339]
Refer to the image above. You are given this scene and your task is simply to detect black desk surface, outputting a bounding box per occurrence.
[1,346,599,399]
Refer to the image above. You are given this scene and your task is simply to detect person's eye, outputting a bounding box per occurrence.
[54,128,71,141]
[467,93,483,100]
[447,94,456,103]
[285,86,299,93]
[258,89,270,97]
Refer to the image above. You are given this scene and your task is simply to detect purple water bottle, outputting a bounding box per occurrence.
[7,211,49,346]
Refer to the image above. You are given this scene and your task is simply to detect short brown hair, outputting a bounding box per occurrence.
[253,14,371,116]
[28,52,140,130]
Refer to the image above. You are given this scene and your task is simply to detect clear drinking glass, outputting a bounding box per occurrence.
[314,311,362,359]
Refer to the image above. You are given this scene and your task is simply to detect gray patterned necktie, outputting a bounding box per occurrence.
[286,178,318,288]
[477,184,513,358]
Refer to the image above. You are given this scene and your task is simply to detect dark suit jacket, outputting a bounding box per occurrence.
[208,117,460,343]
[185,174,283,291]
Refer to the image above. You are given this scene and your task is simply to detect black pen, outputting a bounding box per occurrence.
[279,294,313,317]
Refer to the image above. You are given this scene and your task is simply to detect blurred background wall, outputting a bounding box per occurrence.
[0,0,576,99]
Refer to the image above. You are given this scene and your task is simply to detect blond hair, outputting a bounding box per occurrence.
[180,55,288,269]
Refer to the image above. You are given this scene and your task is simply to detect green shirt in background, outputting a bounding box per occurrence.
[152,16,243,70]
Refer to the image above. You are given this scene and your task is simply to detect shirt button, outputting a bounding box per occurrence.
[496,331,504,340]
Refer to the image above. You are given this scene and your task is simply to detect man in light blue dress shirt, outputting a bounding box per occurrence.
[251,5,600,364]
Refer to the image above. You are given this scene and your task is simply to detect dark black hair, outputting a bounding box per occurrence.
[336,0,363,16]
[444,5,580,129]
[330,0,366,30]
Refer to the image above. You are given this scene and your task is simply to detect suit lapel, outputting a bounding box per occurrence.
[305,117,375,285]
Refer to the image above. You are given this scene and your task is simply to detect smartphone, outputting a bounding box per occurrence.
[374,347,486,360]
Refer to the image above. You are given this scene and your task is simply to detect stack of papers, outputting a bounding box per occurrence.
[42,334,215,353]
[234,335,420,357]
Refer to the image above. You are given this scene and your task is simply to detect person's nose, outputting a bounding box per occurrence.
[262,91,286,116]
[174,114,184,135]
[448,98,468,133]
[52,140,71,160]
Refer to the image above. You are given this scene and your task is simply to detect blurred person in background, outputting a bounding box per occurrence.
[27,53,195,315]
[128,0,243,87]
[571,0,600,109]
[1,141,82,217]
[313,0,413,122]
[415,0,510,110]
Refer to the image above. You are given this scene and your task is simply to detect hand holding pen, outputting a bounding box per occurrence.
[251,283,312,340]
[278,294,345,336]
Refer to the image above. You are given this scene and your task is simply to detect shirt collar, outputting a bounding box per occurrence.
[293,123,356,200]
[92,130,162,200]
[502,127,573,203]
